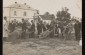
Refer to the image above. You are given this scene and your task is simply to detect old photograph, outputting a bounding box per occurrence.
[3,0,82,55]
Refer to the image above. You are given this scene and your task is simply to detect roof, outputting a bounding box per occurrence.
[4,3,36,10]
[39,15,55,20]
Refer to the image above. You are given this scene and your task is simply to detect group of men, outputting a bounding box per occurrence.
[3,16,82,42]
[8,19,53,38]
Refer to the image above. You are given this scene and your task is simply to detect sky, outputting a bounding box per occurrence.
[3,0,82,19]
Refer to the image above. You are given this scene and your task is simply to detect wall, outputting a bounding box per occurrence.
[3,8,10,21]
[3,7,38,23]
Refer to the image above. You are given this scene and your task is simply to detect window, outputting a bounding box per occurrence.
[14,11,17,16]
[24,12,26,16]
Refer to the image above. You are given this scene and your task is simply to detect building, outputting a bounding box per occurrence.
[3,2,39,23]
[39,14,55,24]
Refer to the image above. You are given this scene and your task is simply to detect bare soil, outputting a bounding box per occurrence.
[3,38,82,55]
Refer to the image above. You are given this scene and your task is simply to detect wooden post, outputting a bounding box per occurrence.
[34,13,38,34]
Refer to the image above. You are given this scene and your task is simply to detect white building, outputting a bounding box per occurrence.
[3,2,39,23]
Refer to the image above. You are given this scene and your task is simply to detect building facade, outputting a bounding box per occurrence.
[3,2,39,23]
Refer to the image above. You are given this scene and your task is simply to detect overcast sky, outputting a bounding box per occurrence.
[3,0,82,19]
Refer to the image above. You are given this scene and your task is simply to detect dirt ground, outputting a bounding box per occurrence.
[3,38,82,55]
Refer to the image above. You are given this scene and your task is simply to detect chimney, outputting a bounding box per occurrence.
[24,3,26,5]
[15,2,17,4]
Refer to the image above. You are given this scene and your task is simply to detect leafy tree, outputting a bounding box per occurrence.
[56,7,71,26]
[44,12,50,15]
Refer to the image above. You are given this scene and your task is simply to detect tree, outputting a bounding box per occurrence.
[44,12,50,15]
[56,7,71,26]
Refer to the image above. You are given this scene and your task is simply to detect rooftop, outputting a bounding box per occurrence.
[4,2,36,10]
[39,14,55,20]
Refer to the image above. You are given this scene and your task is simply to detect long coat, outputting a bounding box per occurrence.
[30,23,35,32]
[22,22,27,31]
[37,23,42,34]
[3,20,9,37]
[74,22,81,40]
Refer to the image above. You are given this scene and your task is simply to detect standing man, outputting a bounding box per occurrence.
[9,20,14,32]
[55,23,58,34]
[74,20,81,41]
[21,19,26,39]
[49,21,55,38]
[30,20,35,38]
[37,21,43,35]
[3,16,9,41]
[13,19,17,31]
[8,21,12,32]
[42,21,47,32]
[59,21,64,39]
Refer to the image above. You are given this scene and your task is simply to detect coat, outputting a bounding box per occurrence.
[22,22,27,31]
[30,23,35,32]
[3,20,9,37]
[74,22,81,32]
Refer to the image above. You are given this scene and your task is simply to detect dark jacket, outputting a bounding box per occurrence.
[37,23,42,31]
[74,22,81,32]
[42,24,46,31]
[30,23,35,32]
[22,22,27,31]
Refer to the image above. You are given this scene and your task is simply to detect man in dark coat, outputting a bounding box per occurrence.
[55,23,58,34]
[74,20,81,41]
[37,21,43,35]
[9,20,17,32]
[42,23,46,32]
[9,21,14,32]
[30,20,35,38]
[58,21,64,38]
[21,19,27,39]
[49,21,55,38]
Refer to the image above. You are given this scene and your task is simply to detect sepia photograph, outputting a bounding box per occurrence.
[3,0,82,55]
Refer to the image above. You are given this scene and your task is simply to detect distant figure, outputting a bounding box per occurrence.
[26,20,31,31]
[57,27,62,38]
[30,20,35,38]
[37,21,43,35]
[42,21,47,32]
[16,21,19,27]
[18,22,22,27]
[74,20,81,41]
[79,38,82,46]
[21,19,27,39]
[9,21,14,32]
[49,21,55,38]
[58,21,64,38]
[13,19,17,31]
[13,19,17,25]
[63,25,69,40]
[55,23,58,34]
[3,16,9,41]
